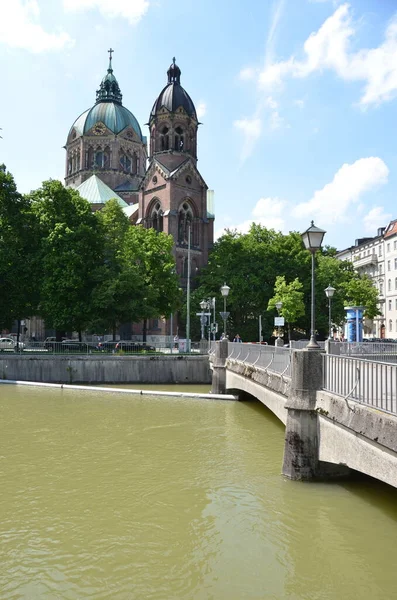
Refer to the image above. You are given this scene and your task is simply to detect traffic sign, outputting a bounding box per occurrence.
[275,316,285,326]
[219,311,230,320]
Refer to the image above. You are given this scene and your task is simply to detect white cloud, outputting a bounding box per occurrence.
[252,3,397,107]
[63,0,149,24]
[196,102,206,119]
[233,117,262,162]
[215,197,287,239]
[363,206,392,234]
[239,66,256,81]
[0,0,73,53]
[293,157,389,223]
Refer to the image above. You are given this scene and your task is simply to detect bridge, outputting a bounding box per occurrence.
[209,341,397,488]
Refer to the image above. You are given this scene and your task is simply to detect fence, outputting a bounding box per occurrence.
[7,341,207,356]
[328,341,397,364]
[226,342,291,377]
[323,354,397,415]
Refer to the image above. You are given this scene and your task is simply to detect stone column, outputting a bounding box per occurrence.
[211,339,229,394]
[282,349,322,480]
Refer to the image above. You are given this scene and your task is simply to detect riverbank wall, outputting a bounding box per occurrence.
[0,355,211,385]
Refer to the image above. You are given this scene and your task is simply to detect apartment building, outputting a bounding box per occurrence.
[336,221,397,339]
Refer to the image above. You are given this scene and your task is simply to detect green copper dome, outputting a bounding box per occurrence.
[68,50,143,141]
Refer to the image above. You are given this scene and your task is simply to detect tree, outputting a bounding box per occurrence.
[341,273,380,319]
[0,165,40,331]
[268,276,305,341]
[29,180,104,338]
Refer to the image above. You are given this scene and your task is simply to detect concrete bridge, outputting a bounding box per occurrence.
[210,341,397,489]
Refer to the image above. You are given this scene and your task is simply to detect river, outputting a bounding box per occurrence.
[1,384,397,599]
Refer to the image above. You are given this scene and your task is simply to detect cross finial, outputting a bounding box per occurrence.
[172,56,176,65]
[108,47,114,69]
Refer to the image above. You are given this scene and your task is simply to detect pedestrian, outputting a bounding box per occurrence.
[173,334,179,349]
[233,334,242,343]
[220,332,226,340]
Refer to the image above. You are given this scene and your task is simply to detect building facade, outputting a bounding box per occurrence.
[64,53,214,339]
[337,220,397,339]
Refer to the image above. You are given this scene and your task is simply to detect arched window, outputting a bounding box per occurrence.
[94,150,103,169]
[178,202,193,244]
[175,126,184,151]
[151,201,163,232]
[120,152,132,172]
[161,127,169,151]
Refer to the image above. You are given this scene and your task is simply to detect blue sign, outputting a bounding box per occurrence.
[345,306,365,342]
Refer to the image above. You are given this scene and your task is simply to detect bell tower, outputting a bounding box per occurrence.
[149,58,198,161]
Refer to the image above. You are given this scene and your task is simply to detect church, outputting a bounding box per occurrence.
[64,51,214,339]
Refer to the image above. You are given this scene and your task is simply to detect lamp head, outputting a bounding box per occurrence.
[220,283,230,297]
[324,284,336,299]
[199,300,206,310]
[275,301,283,311]
[301,221,326,252]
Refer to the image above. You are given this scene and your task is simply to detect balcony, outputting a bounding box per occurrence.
[353,252,378,268]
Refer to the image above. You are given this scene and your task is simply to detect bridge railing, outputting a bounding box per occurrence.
[323,354,397,416]
[328,341,397,364]
[227,342,291,377]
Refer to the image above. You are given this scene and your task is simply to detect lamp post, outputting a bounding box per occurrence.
[275,301,283,340]
[220,283,230,336]
[301,221,326,349]
[199,299,212,349]
[324,284,336,340]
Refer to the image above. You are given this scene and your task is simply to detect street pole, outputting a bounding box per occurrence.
[212,297,216,341]
[223,295,227,335]
[328,297,332,340]
[186,225,191,352]
[310,252,316,345]
[170,312,173,353]
[259,314,262,343]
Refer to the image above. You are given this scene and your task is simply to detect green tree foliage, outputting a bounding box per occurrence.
[0,165,40,329]
[191,224,380,341]
[268,276,305,341]
[90,203,181,337]
[29,180,103,337]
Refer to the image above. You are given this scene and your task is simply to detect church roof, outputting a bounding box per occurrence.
[68,52,143,141]
[150,58,197,121]
[155,153,189,173]
[77,175,128,207]
[114,179,141,192]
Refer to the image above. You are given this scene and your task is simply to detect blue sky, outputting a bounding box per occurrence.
[1,0,397,251]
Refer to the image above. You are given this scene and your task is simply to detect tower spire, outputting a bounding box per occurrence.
[167,57,181,84]
[96,48,122,105]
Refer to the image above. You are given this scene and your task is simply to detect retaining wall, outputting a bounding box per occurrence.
[0,355,211,385]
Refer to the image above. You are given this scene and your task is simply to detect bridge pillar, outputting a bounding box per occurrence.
[282,350,322,480]
[211,340,229,394]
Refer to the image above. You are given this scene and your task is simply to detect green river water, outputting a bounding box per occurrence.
[1,384,397,599]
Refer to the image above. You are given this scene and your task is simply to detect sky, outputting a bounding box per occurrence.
[1,0,397,251]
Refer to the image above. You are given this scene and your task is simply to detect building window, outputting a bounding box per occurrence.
[380,282,383,295]
[151,201,163,232]
[379,246,383,257]
[389,319,393,332]
[388,279,392,291]
[395,277,397,290]
[388,260,391,271]
[387,243,390,252]
[160,127,169,151]
[178,202,193,244]
[174,126,184,151]
[379,265,383,274]
[395,258,397,269]
[395,299,397,310]
[389,300,392,310]
[394,241,397,250]
[120,153,132,172]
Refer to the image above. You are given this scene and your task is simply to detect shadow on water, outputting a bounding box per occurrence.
[230,389,286,431]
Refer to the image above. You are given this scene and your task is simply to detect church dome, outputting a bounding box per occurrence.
[150,58,197,121]
[67,51,143,141]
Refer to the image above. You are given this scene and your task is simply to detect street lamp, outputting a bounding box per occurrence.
[324,284,336,340]
[220,283,230,336]
[301,221,326,349]
[199,299,211,346]
[275,301,283,340]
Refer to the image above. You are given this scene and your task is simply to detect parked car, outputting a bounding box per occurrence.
[115,341,156,352]
[97,340,119,352]
[61,340,96,352]
[0,337,25,351]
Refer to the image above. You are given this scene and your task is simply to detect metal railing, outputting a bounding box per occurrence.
[323,354,397,415]
[227,342,291,378]
[328,341,397,364]
[4,341,208,356]
[290,340,325,350]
